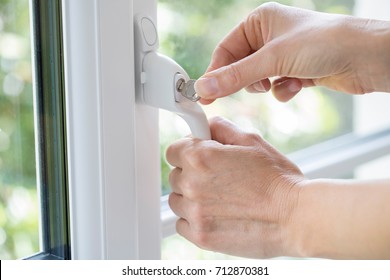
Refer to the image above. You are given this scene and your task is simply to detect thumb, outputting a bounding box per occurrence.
[195,49,273,100]
[209,117,260,147]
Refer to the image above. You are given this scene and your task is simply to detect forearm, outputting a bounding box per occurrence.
[289,179,390,259]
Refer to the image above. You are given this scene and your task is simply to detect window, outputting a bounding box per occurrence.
[3,0,389,260]
[158,0,357,196]
[62,0,161,259]
[158,0,354,259]
[1,0,70,260]
[352,0,390,182]
[158,0,390,259]
[28,0,70,260]
[0,0,38,259]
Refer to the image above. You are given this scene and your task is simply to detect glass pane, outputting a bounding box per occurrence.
[0,0,39,259]
[159,0,355,259]
[158,0,355,195]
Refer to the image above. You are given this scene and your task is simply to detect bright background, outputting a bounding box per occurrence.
[0,0,38,259]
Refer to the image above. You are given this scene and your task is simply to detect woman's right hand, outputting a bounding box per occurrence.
[195,2,390,104]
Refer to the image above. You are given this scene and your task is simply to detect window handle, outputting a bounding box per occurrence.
[135,16,211,140]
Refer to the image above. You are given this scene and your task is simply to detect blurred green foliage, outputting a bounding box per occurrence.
[0,0,39,259]
[158,0,355,194]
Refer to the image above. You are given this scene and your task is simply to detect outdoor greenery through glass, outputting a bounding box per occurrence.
[158,0,355,259]
[0,0,38,259]
[1,0,69,260]
[158,0,355,194]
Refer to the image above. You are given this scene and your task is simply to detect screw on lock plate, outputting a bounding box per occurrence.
[176,78,200,102]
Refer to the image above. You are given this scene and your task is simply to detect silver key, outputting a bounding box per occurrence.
[176,78,200,102]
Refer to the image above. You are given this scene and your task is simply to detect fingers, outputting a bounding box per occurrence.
[272,77,315,102]
[195,49,274,100]
[194,7,275,100]
[207,22,258,71]
[194,2,325,103]
[166,116,263,166]
[166,117,260,169]
[199,97,216,105]
[245,79,271,93]
[168,167,183,194]
[199,78,271,104]
[165,137,194,168]
[209,116,262,146]
[199,76,313,104]
[272,78,302,102]
[168,192,187,219]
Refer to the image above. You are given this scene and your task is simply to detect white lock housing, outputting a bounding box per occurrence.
[134,15,211,140]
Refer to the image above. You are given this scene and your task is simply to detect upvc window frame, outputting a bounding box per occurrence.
[62,0,161,259]
[27,0,70,260]
[60,0,390,260]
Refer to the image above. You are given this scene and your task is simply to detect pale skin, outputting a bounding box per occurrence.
[167,2,390,259]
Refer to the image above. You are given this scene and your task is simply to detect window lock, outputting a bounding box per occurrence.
[134,15,210,140]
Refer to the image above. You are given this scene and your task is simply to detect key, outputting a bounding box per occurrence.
[176,78,200,102]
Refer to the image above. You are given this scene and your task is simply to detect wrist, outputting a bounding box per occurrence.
[287,179,346,259]
[284,179,341,258]
[275,177,316,258]
[358,19,390,93]
[282,179,312,258]
[375,22,390,92]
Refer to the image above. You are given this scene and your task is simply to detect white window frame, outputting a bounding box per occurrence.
[62,0,390,259]
[63,0,161,259]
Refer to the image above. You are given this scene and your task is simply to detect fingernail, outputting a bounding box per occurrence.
[195,77,219,98]
[287,81,301,93]
[253,82,266,92]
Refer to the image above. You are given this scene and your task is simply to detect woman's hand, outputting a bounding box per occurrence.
[167,117,390,259]
[195,2,390,104]
[166,117,305,258]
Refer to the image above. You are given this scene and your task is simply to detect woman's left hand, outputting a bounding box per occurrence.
[166,117,305,258]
